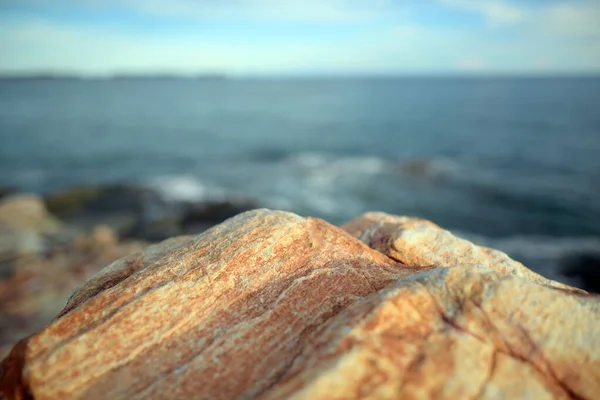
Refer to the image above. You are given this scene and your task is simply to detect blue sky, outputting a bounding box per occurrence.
[1,0,599,75]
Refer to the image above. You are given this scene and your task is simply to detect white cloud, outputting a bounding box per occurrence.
[1,1,599,75]
[441,0,600,37]
[440,0,525,25]
[537,1,600,37]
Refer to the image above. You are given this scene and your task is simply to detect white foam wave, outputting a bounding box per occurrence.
[145,175,225,202]
[283,152,389,173]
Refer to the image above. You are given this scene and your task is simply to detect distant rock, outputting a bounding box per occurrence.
[45,185,151,217]
[394,159,450,181]
[44,185,157,238]
[0,194,58,232]
[0,195,61,261]
[559,252,600,293]
[180,198,259,234]
[44,184,261,241]
[0,225,147,361]
[2,210,597,400]
[0,187,16,201]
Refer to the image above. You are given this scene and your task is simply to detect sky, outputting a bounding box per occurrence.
[0,0,599,76]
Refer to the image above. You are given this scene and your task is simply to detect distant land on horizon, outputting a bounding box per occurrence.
[0,72,228,81]
[0,72,599,81]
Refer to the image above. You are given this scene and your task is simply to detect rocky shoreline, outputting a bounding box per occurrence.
[0,186,258,361]
[1,205,599,399]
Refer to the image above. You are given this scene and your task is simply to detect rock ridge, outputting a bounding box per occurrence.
[1,209,597,400]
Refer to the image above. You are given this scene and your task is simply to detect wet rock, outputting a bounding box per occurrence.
[0,187,16,201]
[1,210,596,400]
[180,198,259,234]
[43,184,260,241]
[560,252,600,293]
[44,185,155,218]
[130,216,182,242]
[394,159,448,181]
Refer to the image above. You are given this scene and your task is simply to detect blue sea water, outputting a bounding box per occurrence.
[1,77,599,273]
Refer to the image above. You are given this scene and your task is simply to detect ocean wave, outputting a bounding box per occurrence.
[143,175,226,203]
[283,152,390,174]
[245,151,469,182]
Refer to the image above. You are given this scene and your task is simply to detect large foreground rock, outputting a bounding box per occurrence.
[1,210,598,399]
[341,212,574,290]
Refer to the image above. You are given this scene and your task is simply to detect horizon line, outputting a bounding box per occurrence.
[1,71,600,80]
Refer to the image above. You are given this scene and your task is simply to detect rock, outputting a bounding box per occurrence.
[0,232,148,362]
[44,184,184,241]
[397,159,435,176]
[0,195,61,261]
[559,252,600,293]
[1,210,597,400]
[0,231,45,262]
[45,186,104,217]
[89,225,118,249]
[44,185,152,218]
[394,159,450,181]
[0,210,408,399]
[342,212,575,291]
[72,225,119,254]
[261,265,599,400]
[44,185,157,239]
[0,187,16,201]
[43,184,260,241]
[129,216,182,242]
[0,195,58,233]
[180,199,259,234]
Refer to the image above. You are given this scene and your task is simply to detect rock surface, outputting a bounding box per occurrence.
[261,265,599,400]
[44,184,260,241]
[0,195,61,261]
[1,210,598,400]
[0,224,148,361]
[342,212,576,291]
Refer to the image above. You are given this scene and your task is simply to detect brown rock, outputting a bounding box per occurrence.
[261,265,600,400]
[0,195,49,231]
[342,212,576,291]
[0,195,61,262]
[0,235,148,362]
[1,210,597,400]
[0,210,410,399]
[72,225,119,255]
[90,225,118,247]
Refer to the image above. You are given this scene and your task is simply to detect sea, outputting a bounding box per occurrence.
[1,77,599,281]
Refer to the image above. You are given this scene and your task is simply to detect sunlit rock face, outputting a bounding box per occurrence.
[2,210,598,400]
